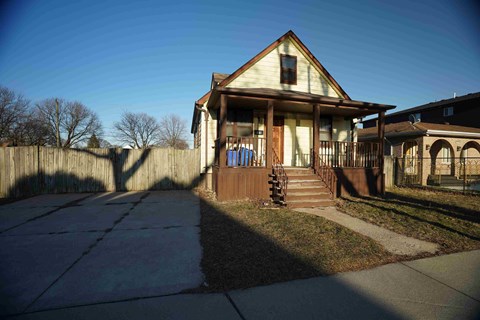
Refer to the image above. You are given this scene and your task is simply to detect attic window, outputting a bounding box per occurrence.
[280,54,297,85]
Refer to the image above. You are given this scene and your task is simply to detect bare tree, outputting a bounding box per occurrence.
[0,86,29,142]
[158,114,189,149]
[36,99,103,148]
[113,112,160,149]
[11,109,51,146]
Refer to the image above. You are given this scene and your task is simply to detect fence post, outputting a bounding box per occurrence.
[463,157,466,194]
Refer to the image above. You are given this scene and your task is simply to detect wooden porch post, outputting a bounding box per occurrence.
[313,104,320,169]
[266,100,274,169]
[219,94,227,168]
[378,111,385,195]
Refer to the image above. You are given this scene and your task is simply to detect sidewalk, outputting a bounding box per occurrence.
[295,206,439,255]
[11,250,480,320]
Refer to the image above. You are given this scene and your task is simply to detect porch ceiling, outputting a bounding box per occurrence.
[208,87,395,117]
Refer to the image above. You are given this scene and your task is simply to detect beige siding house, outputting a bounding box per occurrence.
[191,31,395,205]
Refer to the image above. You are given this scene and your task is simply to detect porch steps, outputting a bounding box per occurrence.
[271,167,335,208]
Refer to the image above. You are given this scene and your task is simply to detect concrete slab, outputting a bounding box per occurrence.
[404,250,480,301]
[0,206,57,232]
[78,192,147,206]
[4,204,133,235]
[296,207,439,255]
[116,199,199,230]
[230,262,480,320]
[29,228,203,311]
[0,232,102,316]
[1,194,92,208]
[13,294,241,320]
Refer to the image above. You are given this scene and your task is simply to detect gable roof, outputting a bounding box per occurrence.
[359,121,480,140]
[216,30,350,100]
[389,92,480,117]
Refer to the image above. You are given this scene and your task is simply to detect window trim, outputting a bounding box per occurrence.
[319,116,333,141]
[280,54,297,85]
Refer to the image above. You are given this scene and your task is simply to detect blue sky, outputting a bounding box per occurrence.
[1,0,479,144]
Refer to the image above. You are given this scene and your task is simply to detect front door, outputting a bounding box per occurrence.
[273,117,284,163]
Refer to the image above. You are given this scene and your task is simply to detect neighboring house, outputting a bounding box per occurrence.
[363,92,480,129]
[191,30,395,205]
[359,121,480,186]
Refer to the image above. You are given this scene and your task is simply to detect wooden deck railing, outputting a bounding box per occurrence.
[319,141,380,168]
[272,148,288,203]
[218,136,266,167]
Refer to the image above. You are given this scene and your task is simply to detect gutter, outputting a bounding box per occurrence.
[425,130,480,138]
[359,131,424,141]
[195,102,209,173]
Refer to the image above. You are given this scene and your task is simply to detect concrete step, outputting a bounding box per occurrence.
[287,192,332,201]
[287,199,335,208]
[288,184,328,191]
[288,174,319,181]
[289,180,326,187]
[284,168,314,175]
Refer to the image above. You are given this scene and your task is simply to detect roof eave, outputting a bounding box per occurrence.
[212,87,395,111]
[426,130,480,138]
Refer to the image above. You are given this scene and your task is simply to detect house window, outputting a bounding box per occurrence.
[280,54,297,84]
[443,106,454,117]
[319,116,332,141]
[226,109,253,137]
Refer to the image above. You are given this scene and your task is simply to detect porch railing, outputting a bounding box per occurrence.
[272,148,288,203]
[220,136,266,167]
[319,141,380,168]
[295,152,312,167]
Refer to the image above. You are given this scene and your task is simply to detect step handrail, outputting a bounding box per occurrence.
[313,150,337,198]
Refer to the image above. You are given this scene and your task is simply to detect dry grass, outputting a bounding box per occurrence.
[198,191,396,292]
[338,187,480,253]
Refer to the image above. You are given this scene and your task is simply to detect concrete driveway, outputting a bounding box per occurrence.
[0,191,204,317]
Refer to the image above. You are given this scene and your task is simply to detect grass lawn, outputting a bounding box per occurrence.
[198,191,396,292]
[338,187,480,254]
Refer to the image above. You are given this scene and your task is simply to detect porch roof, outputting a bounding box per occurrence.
[207,87,395,117]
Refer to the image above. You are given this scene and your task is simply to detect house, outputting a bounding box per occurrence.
[191,31,395,206]
[359,93,480,187]
[359,122,480,186]
[362,92,480,129]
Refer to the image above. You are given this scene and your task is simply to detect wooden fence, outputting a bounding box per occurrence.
[0,146,200,198]
[384,156,394,189]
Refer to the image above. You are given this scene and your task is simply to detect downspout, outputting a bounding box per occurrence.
[195,102,209,173]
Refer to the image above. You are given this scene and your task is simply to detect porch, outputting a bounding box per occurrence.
[206,87,394,203]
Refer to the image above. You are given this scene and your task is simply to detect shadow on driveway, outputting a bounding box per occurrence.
[2,190,478,319]
[0,191,203,316]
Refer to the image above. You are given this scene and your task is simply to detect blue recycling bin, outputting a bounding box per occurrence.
[227,149,238,166]
[239,147,254,166]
